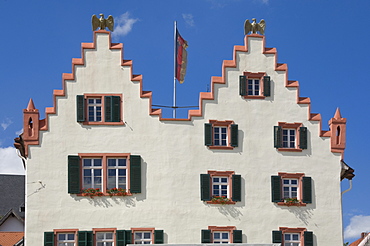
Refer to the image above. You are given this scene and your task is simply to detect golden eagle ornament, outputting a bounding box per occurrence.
[244,18,265,35]
[92,14,114,32]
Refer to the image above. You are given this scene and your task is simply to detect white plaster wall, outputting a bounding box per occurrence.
[25,32,343,246]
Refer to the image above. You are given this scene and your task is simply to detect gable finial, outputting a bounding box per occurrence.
[92,13,114,32]
[244,18,266,35]
[334,107,342,119]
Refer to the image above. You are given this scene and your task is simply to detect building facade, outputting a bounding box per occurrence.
[17,25,352,246]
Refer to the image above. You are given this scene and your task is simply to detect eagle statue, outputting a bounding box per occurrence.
[244,18,266,35]
[92,14,114,32]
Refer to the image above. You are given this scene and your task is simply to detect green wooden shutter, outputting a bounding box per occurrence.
[154,230,164,244]
[76,95,85,122]
[130,155,141,193]
[44,232,54,246]
[233,230,242,243]
[302,176,312,204]
[299,127,308,149]
[230,124,238,147]
[232,174,242,202]
[272,231,282,243]
[105,96,113,122]
[274,126,282,148]
[200,174,211,201]
[263,76,271,97]
[304,231,313,246]
[112,96,121,122]
[239,76,247,96]
[201,230,212,243]
[116,230,125,246]
[271,176,281,202]
[204,123,212,146]
[68,155,80,194]
[125,230,132,245]
[78,231,93,246]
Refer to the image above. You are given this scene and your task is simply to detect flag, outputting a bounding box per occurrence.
[175,28,188,84]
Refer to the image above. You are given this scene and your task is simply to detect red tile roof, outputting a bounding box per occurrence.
[0,232,24,246]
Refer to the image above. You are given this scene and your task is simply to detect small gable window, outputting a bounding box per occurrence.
[239,72,271,98]
[76,94,123,125]
[204,120,238,150]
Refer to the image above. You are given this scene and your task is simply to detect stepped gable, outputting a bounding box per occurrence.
[21,30,345,156]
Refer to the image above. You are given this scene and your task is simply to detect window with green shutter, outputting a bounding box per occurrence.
[203,171,241,203]
[116,230,132,246]
[239,72,269,98]
[273,173,312,206]
[263,76,271,97]
[67,153,142,196]
[304,231,314,246]
[205,120,238,149]
[272,230,282,243]
[239,76,247,96]
[274,123,308,151]
[76,94,122,124]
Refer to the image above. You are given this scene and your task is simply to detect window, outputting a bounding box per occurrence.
[131,228,164,244]
[44,230,78,246]
[57,233,76,246]
[134,231,152,244]
[271,173,312,206]
[76,94,123,125]
[96,232,114,246]
[272,228,313,246]
[67,154,142,195]
[200,171,241,204]
[274,122,308,151]
[239,72,270,98]
[204,120,238,149]
[201,226,242,244]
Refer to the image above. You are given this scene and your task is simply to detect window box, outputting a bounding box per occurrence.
[81,188,104,198]
[107,188,128,197]
[211,196,233,205]
[204,120,238,149]
[274,122,308,151]
[239,72,271,98]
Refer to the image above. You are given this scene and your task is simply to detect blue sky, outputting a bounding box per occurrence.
[1,0,369,243]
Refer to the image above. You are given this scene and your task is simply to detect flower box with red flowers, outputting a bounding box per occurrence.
[107,188,128,197]
[81,188,104,198]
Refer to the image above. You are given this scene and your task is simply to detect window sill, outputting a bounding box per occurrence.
[208,146,235,150]
[80,121,125,126]
[206,200,236,205]
[277,201,306,207]
[243,95,266,99]
[277,148,302,152]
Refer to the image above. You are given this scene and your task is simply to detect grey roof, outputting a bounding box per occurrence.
[0,175,25,219]
[0,209,24,227]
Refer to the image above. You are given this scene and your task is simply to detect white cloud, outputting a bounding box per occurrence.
[0,147,25,175]
[344,215,370,239]
[1,118,13,130]
[112,12,139,38]
[182,14,195,27]
[15,128,23,136]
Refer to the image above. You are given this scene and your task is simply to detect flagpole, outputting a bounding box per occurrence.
[173,21,177,118]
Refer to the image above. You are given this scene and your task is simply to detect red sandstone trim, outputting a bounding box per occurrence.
[207,170,236,204]
[277,173,307,207]
[242,72,266,99]
[207,120,236,150]
[277,122,303,152]
[131,228,155,244]
[53,229,79,245]
[23,31,345,158]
